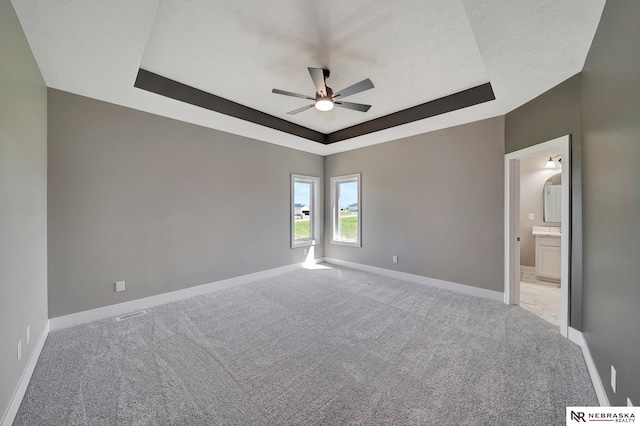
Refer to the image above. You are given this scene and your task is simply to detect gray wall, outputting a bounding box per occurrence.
[324,117,505,292]
[505,74,584,329]
[0,0,48,420]
[48,89,323,318]
[580,0,640,406]
[519,150,562,267]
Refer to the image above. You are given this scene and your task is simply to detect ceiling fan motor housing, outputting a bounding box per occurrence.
[317,86,333,100]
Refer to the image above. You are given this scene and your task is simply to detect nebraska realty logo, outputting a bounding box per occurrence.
[567,407,639,424]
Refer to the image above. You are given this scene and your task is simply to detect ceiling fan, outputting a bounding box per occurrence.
[272,67,374,116]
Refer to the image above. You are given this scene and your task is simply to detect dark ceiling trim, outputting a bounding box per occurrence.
[134,69,495,146]
[134,69,325,143]
[325,83,495,144]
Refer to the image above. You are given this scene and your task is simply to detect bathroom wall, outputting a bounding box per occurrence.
[519,150,561,267]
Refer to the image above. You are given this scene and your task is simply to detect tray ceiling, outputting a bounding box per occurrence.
[12,0,605,155]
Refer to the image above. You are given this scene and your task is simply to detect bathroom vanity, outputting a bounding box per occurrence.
[532,226,561,282]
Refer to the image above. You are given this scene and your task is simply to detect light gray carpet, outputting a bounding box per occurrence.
[15,265,597,425]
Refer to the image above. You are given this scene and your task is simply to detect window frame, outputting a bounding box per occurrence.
[330,173,362,247]
[291,174,320,248]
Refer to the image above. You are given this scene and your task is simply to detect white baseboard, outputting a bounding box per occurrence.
[324,258,503,301]
[50,258,325,331]
[1,320,50,426]
[568,327,609,407]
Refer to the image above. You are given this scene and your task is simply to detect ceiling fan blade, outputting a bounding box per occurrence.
[272,88,315,100]
[324,109,336,122]
[332,78,374,99]
[287,104,315,115]
[334,101,371,112]
[308,67,328,97]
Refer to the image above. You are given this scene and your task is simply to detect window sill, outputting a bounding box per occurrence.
[292,240,318,249]
[330,239,361,247]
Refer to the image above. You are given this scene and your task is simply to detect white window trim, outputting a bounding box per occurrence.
[291,174,320,248]
[330,173,361,247]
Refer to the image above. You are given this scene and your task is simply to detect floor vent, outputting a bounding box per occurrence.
[115,310,147,321]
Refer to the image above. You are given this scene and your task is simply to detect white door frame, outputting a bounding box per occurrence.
[504,135,570,338]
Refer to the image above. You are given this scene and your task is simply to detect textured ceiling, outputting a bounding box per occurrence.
[12,0,605,155]
[141,0,489,134]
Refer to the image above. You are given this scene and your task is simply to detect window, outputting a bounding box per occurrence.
[291,174,319,248]
[331,174,361,247]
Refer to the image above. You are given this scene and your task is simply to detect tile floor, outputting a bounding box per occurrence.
[520,266,561,330]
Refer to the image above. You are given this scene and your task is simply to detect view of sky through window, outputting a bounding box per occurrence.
[338,181,357,208]
[295,181,357,208]
[294,182,311,205]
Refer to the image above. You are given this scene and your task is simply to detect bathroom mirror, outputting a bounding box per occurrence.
[543,173,562,223]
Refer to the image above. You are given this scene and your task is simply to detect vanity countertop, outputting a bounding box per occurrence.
[532,226,561,237]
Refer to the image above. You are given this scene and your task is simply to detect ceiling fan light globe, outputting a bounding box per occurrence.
[315,99,334,112]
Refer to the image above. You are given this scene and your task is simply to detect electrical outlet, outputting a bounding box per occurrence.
[115,280,126,292]
[392,256,398,264]
[528,213,535,221]
[17,341,22,363]
[303,248,308,256]
[26,325,30,345]
[628,398,634,407]
[611,365,617,393]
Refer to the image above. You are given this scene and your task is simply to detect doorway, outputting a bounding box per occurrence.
[518,149,562,328]
[504,135,570,337]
